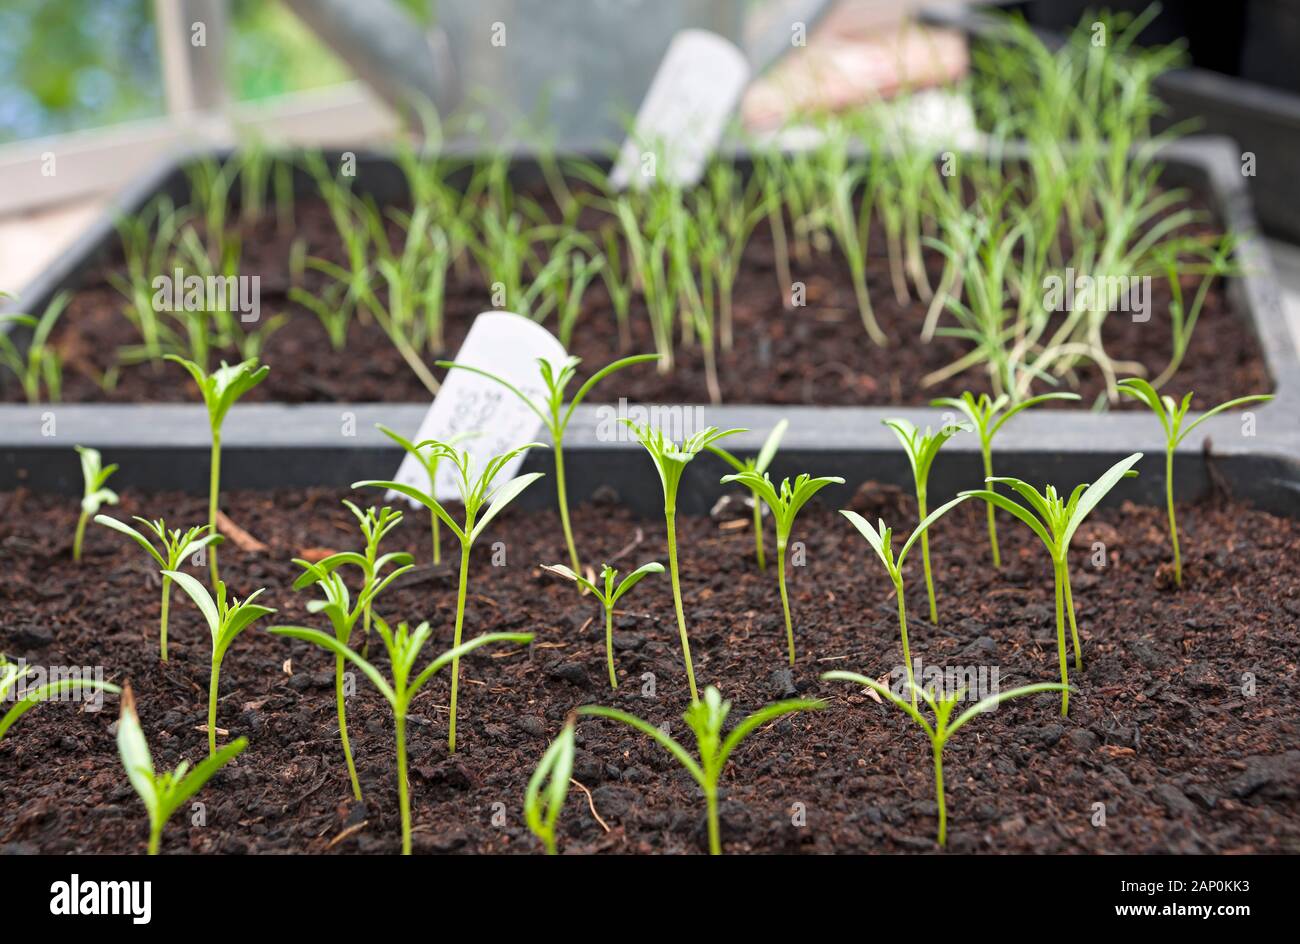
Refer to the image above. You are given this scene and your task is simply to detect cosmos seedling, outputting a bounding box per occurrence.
[167,356,269,584]
[438,353,657,573]
[960,453,1142,715]
[524,719,575,855]
[931,391,1080,566]
[822,672,1066,846]
[841,496,970,706]
[1118,379,1272,586]
[93,515,223,660]
[163,572,275,755]
[73,446,118,564]
[269,619,532,854]
[288,552,413,800]
[377,425,471,565]
[708,419,788,570]
[622,421,744,702]
[578,686,822,855]
[719,471,844,665]
[883,418,968,624]
[0,654,120,742]
[543,561,664,688]
[355,441,543,751]
[0,291,69,403]
[117,683,246,855]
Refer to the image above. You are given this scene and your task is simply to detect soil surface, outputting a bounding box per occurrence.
[13,192,1269,410]
[1,483,1296,854]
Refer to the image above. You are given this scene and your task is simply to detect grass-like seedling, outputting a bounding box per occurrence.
[824,161,888,345]
[930,391,1080,566]
[840,496,970,706]
[523,719,575,855]
[1117,379,1272,586]
[286,552,413,800]
[960,453,1142,715]
[376,425,472,565]
[0,291,69,403]
[73,446,119,564]
[116,683,246,855]
[269,619,532,854]
[93,516,223,660]
[708,419,788,570]
[622,422,744,702]
[355,442,543,751]
[578,686,822,854]
[822,672,1066,846]
[166,356,269,584]
[0,654,120,742]
[163,572,275,755]
[543,562,664,688]
[883,418,969,624]
[719,471,844,665]
[438,354,657,573]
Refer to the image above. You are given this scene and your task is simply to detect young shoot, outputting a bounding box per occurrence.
[883,418,969,624]
[0,653,120,742]
[822,672,1066,846]
[93,516,223,660]
[1117,379,1272,586]
[314,501,414,653]
[438,353,657,573]
[0,291,69,403]
[163,572,275,755]
[708,419,788,570]
[117,683,246,855]
[376,425,471,565]
[269,619,532,854]
[930,391,1080,566]
[288,552,413,800]
[841,496,970,706]
[523,720,575,855]
[960,453,1143,715]
[166,356,269,584]
[73,446,119,564]
[622,422,744,702]
[355,442,544,752]
[542,561,664,688]
[719,471,844,665]
[578,686,822,854]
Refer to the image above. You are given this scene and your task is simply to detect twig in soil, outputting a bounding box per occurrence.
[327,820,368,848]
[216,510,267,552]
[606,527,645,566]
[570,778,610,832]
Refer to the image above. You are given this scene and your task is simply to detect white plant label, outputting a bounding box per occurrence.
[386,311,565,505]
[609,28,751,191]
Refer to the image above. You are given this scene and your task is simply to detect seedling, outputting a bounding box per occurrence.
[269,619,532,854]
[0,654,120,742]
[523,719,575,855]
[578,686,822,854]
[73,446,119,563]
[117,683,246,855]
[822,672,1066,846]
[708,419,788,569]
[883,418,969,624]
[163,572,275,755]
[542,561,664,688]
[166,356,269,584]
[1117,379,1272,585]
[960,453,1143,715]
[93,515,223,660]
[376,425,472,565]
[355,441,543,751]
[439,354,656,573]
[719,471,844,665]
[622,421,744,702]
[930,391,1080,566]
[841,496,970,706]
[0,291,69,403]
[286,552,413,799]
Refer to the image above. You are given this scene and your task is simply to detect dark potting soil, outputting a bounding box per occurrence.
[1,482,1296,854]
[17,194,1269,410]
